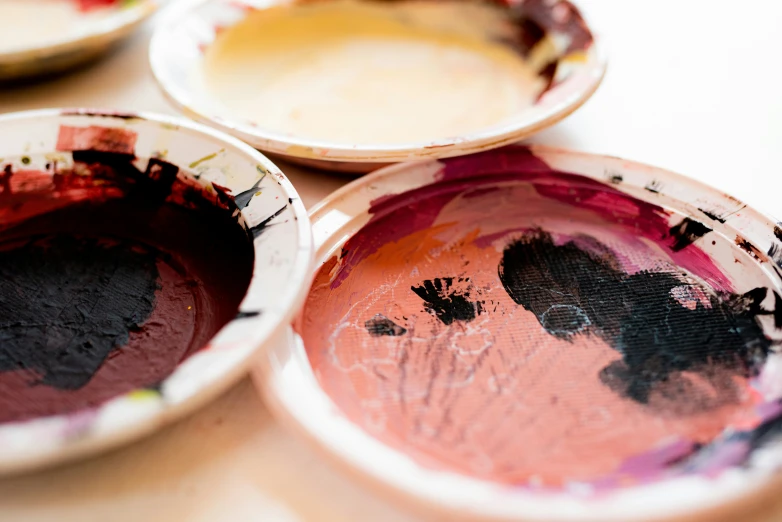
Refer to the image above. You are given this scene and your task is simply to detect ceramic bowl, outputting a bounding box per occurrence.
[0,0,159,81]
[150,0,606,172]
[255,145,782,521]
[0,108,312,475]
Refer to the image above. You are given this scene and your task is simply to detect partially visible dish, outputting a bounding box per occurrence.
[0,0,159,81]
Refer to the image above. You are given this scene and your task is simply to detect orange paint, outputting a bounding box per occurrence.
[301,183,765,487]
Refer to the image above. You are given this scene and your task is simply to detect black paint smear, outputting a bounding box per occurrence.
[365,314,407,336]
[735,236,763,260]
[71,151,179,206]
[608,174,623,185]
[411,278,482,325]
[699,208,727,223]
[497,231,771,405]
[0,235,159,390]
[248,205,287,239]
[770,244,782,269]
[235,310,261,320]
[775,225,782,242]
[644,181,661,194]
[537,61,558,97]
[234,173,267,210]
[668,218,712,252]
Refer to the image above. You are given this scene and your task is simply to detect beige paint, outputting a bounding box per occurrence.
[203,0,545,145]
[0,0,112,53]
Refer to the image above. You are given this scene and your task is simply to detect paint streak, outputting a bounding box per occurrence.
[75,0,122,12]
[699,208,727,224]
[234,173,266,209]
[249,205,287,239]
[736,236,764,261]
[0,145,254,422]
[365,314,407,336]
[668,218,712,252]
[411,278,483,325]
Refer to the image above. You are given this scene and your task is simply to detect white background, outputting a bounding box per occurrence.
[1,1,781,520]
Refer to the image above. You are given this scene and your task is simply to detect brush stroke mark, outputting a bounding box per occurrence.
[735,236,764,261]
[234,172,267,210]
[768,244,782,269]
[607,173,623,184]
[365,314,407,336]
[411,278,483,325]
[0,235,158,390]
[699,208,727,224]
[188,150,223,170]
[498,230,771,405]
[236,310,262,320]
[56,125,137,155]
[668,218,712,252]
[644,180,662,194]
[249,205,287,239]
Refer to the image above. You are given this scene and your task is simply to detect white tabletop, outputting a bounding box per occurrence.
[1,1,782,520]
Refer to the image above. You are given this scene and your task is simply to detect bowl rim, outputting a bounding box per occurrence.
[149,0,608,164]
[0,107,314,476]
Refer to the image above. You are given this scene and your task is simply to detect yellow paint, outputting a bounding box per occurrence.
[204,0,545,145]
[128,389,160,401]
[188,150,222,169]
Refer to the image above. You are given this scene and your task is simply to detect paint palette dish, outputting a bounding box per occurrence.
[0,0,158,81]
[256,146,782,521]
[0,109,311,475]
[150,0,605,172]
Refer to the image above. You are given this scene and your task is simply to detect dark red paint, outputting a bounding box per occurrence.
[0,130,254,423]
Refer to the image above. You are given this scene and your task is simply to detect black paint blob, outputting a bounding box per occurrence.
[668,218,712,252]
[497,231,771,405]
[0,235,159,390]
[365,314,407,336]
[411,278,482,325]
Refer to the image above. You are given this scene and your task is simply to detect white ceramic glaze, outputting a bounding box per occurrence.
[0,108,313,475]
[150,0,607,171]
[254,146,782,522]
[0,0,158,81]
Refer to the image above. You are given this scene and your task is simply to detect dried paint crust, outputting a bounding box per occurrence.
[301,147,782,490]
[0,126,254,423]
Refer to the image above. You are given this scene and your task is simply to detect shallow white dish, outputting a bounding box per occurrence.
[255,145,782,521]
[150,0,606,171]
[0,108,312,475]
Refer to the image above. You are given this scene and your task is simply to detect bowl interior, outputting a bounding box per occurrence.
[265,146,782,520]
[151,0,605,163]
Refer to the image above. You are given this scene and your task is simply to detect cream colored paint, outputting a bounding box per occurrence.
[0,0,112,53]
[203,0,545,145]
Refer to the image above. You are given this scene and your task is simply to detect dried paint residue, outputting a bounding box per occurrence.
[300,147,782,490]
[0,126,254,423]
[204,0,548,145]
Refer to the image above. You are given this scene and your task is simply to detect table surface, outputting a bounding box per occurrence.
[2,1,782,520]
